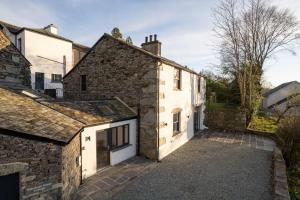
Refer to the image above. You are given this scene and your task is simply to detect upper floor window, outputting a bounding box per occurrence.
[198,77,201,93]
[17,38,22,52]
[80,75,87,91]
[173,68,181,90]
[51,74,62,83]
[173,111,181,136]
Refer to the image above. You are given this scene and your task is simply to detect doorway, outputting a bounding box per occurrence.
[96,130,110,169]
[194,105,202,132]
[35,72,44,90]
[0,173,19,200]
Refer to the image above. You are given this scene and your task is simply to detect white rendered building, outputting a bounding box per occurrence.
[0,20,89,98]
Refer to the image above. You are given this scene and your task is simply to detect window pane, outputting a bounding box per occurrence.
[173,113,178,122]
[112,128,117,147]
[124,125,129,143]
[117,127,123,146]
[81,75,87,91]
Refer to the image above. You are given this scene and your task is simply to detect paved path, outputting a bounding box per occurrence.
[77,131,275,200]
[111,131,275,200]
[76,157,158,200]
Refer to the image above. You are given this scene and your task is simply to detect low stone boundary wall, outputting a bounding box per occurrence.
[273,147,290,200]
[204,108,246,132]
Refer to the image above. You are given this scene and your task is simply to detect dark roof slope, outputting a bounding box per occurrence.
[64,33,201,79]
[0,20,88,45]
[0,87,83,143]
[263,81,300,97]
[40,98,137,126]
[0,20,21,33]
[0,86,136,143]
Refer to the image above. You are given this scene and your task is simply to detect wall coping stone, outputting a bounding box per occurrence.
[273,147,290,200]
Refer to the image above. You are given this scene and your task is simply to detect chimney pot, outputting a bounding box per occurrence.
[141,34,161,56]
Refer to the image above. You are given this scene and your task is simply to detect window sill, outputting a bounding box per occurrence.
[111,144,132,152]
[172,131,182,137]
[173,88,182,91]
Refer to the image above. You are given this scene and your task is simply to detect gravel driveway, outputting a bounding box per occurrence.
[111,132,273,200]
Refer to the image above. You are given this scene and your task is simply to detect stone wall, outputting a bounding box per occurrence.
[0,133,63,199]
[64,35,159,160]
[204,108,246,132]
[62,134,81,200]
[0,30,31,87]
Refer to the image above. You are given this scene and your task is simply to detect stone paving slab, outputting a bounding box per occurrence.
[75,157,158,200]
[77,131,275,200]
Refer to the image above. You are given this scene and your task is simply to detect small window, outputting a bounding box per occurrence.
[51,74,62,83]
[174,68,181,90]
[80,75,87,91]
[110,124,130,149]
[112,128,117,147]
[124,125,129,143]
[173,112,181,135]
[17,38,22,52]
[198,77,201,93]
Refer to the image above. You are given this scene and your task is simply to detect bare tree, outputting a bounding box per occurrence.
[213,0,300,122]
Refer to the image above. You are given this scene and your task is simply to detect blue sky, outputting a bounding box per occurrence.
[0,0,299,87]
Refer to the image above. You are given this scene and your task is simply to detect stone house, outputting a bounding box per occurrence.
[0,20,90,98]
[64,33,206,160]
[0,27,137,199]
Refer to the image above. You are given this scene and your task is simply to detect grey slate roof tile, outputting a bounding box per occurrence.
[0,86,136,143]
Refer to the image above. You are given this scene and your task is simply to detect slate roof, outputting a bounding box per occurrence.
[0,20,86,46]
[40,99,137,126]
[64,33,203,79]
[0,86,137,144]
[263,81,300,97]
[0,87,83,143]
[0,20,21,33]
[103,34,200,75]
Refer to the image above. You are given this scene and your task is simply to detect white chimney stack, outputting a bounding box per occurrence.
[44,24,58,35]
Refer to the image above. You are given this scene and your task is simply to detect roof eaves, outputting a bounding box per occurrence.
[0,127,67,145]
[64,33,202,79]
[17,28,73,43]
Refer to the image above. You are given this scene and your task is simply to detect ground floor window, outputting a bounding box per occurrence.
[173,112,181,136]
[51,74,62,83]
[111,124,129,149]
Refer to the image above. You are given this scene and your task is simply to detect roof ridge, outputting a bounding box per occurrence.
[103,33,200,75]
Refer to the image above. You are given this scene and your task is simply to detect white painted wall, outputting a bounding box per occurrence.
[17,30,73,97]
[263,82,300,108]
[158,63,206,160]
[81,119,137,179]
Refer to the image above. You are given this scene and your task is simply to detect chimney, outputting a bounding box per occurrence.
[44,24,58,35]
[141,34,161,56]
